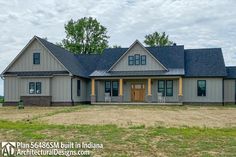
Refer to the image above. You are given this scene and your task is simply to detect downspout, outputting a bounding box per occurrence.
[71,76,74,106]
[222,78,224,106]
[235,80,236,105]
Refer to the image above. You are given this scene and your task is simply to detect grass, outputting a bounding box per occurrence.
[0,120,236,157]
[1,105,236,156]
[0,97,3,103]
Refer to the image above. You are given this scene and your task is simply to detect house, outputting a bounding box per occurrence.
[1,36,236,105]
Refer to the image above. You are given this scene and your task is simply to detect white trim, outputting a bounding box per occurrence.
[1,36,72,76]
[107,40,168,72]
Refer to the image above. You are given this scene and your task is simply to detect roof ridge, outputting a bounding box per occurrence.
[185,48,221,51]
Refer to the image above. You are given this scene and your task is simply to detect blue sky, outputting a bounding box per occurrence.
[1,0,236,96]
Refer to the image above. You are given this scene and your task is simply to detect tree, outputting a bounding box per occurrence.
[61,17,109,54]
[144,32,174,46]
[110,45,122,48]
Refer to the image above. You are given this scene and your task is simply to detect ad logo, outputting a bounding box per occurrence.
[1,142,16,156]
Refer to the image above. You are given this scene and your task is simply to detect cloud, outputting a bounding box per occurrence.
[0,0,236,95]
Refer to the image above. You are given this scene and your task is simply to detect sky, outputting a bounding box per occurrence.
[0,0,236,96]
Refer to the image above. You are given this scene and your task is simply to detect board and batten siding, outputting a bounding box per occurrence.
[224,79,235,103]
[72,77,88,102]
[8,40,65,72]
[151,79,179,102]
[183,78,223,103]
[19,78,50,96]
[111,42,165,71]
[4,76,19,102]
[51,76,71,102]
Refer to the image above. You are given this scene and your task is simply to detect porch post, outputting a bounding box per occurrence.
[147,78,152,103]
[91,78,96,103]
[178,77,183,103]
[118,79,123,102]
[148,78,152,96]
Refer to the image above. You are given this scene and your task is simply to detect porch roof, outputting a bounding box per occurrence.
[89,69,184,77]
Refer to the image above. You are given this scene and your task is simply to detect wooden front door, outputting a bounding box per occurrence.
[131,83,145,102]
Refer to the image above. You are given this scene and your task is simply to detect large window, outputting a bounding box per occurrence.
[29,82,35,94]
[158,80,173,96]
[166,80,173,96]
[128,56,134,65]
[197,80,206,96]
[158,80,165,96]
[105,81,111,95]
[36,82,41,94]
[105,80,119,96]
[112,81,119,96]
[33,53,40,64]
[29,82,41,94]
[77,80,81,96]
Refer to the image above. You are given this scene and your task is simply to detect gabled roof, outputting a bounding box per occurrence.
[2,36,229,78]
[36,36,89,78]
[107,40,168,71]
[226,66,236,79]
[184,48,227,77]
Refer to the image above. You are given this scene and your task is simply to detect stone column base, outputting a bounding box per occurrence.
[117,96,123,102]
[91,95,96,104]
[178,95,183,103]
[146,95,152,103]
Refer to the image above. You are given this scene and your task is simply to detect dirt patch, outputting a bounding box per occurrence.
[0,107,68,121]
[40,106,236,128]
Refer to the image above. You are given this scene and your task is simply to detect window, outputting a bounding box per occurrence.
[105,80,119,96]
[141,55,146,65]
[197,80,206,96]
[128,56,134,65]
[158,80,165,96]
[112,81,119,96]
[36,82,41,94]
[29,82,35,94]
[166,80,173,96]
[105,81,111,96]
[29,82,41,94]
[134,54,140,65]
[77,80,81,96]
[128,54,147,66]
[33,53,40,64]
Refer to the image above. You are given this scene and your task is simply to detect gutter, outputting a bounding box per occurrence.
[71,76,74,106]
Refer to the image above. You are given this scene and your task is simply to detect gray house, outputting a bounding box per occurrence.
[1,36,236,105]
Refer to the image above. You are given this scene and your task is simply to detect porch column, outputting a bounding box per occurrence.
[147,78,152,103]
[91,78,96,103]
[148,78,152,96]
[118,79,123,102]
[178,77,183,103]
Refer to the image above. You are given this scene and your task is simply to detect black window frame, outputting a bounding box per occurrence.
[29,82,35,94]
[36,82,42,94]
[166,80,173,96]
[141,55,146,65]
[105,80,119,96]
[105,81,111,96]
[77,80,81,96]
[197,80,206,96]
[112,81,119,96]
[128,56,134,65]
[158,80,165,96]
[134,54,140,65]
[33,53,40,64]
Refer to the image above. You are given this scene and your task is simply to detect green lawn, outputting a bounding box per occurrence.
[0,98,3,103]
[0,105,236,157]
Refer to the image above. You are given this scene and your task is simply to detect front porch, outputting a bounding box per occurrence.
[90,77,183,104]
